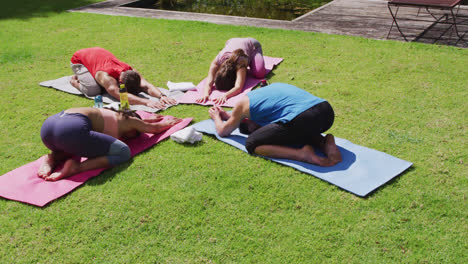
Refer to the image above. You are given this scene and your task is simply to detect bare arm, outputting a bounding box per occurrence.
[95,71,165,109]
[196,59,219,103]
[209,97,249,137]
[130,116,182,134]
[138,72,177,106]
[140,75,163,98]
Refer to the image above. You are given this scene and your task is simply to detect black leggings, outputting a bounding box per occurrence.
[245,101,334,154]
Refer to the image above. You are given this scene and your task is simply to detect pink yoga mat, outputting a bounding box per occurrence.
[178,56,283,107]
[0,112,192,207]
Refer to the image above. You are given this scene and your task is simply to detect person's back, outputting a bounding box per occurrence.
[247,83,325,126]
[71,47,132,79]
[216,38,256,64]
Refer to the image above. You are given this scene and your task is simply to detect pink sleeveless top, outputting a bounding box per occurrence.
[98,109,119,138]
[215,38,255,65]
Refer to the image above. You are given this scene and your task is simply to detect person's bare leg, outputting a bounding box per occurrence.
[38,151,71,178]
[69,75,80,90]
[44,156,110,181]
[38,153,56,178]
[324,134,342,166]
[254,144,330,166]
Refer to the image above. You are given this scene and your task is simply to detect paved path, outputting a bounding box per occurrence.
[72,0,467,48]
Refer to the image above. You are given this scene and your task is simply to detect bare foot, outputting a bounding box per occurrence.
[44,159,80,181]
[70,75,80,89]
[37,154,55,178]
[324,134,342,166]
[301,145,330,166]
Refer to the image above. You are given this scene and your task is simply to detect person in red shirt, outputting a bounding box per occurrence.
[70,47,176,109]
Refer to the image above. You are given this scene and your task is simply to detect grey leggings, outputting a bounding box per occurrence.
[40,111,131,166]
[70,63,102,96]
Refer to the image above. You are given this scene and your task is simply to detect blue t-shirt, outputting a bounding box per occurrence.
[247,83,325,126]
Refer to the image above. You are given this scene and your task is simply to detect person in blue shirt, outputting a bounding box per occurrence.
[209,83,342,167]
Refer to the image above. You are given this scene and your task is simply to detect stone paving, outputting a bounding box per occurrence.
[71,0,468,48]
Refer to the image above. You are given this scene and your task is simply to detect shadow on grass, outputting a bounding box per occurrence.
[363,166,416,199]
[85,160,133,186]
[0,0,99,20]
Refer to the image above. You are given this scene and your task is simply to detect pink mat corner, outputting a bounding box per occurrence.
[0,112,192,207]
[178,56,283,107]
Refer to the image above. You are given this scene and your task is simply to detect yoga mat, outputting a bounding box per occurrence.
[39,76,184,113]
[191,119,412,197]
[177,56,283,107]
[0,112,192,207]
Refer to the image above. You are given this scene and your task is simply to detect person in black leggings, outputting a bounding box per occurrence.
[208,83,342,167]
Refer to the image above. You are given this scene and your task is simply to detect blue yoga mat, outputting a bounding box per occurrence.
[192,119,412,197]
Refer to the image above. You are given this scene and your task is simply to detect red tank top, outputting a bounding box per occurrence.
[71,47,132,79]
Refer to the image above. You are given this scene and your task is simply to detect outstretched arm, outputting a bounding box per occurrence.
[95,71,166,109]
[131,116,182,134]
[209,97,249,137]
[138,72,177,106]
[196,59,219,103]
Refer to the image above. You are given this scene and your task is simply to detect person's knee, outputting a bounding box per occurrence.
[245,137,259,154]
[252,68,266,79]
[79,84,102,97]
[251,57,266,78]
[107,141,131,165]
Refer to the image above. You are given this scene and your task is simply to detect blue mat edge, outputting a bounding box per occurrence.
[191,119,413,197]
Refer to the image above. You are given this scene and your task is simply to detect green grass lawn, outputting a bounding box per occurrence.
[0,1,467,263]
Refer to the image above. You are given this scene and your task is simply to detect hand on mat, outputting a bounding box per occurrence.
[160,96,177,106]
[156,118,183,133]
[209,106,224,120]
[143,114,164,123]
[195,95,210,104]
[213,95,227,105]
[146,100,166,110]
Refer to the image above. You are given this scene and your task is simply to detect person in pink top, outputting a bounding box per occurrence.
[70,47,176,109]
[38,107,181,181]
[196,38,267,105]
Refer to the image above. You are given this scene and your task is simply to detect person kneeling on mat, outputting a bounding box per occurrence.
[196,38,266,105]
[70,47,176,109]
[208,83,342,167]
[38,107,181,181]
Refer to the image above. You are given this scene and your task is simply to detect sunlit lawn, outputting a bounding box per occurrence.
[0,1,466,263]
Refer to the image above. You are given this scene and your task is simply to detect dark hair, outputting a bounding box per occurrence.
[108,107,142,120]
[239,122,250,134]
[121,70,141,95]
[123,111,141,120]
[214,49,248,91]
